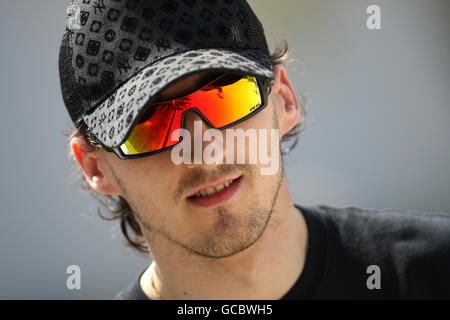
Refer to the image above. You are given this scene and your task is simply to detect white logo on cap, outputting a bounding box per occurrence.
[231,25,242,43]
[67,5,81,30]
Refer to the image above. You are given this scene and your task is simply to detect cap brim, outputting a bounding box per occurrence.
[83,48,274,148]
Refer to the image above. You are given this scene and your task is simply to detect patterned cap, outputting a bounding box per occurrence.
[59,0,274,148]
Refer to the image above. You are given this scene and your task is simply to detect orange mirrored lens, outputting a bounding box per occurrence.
[120,76,262,156]
[190,76,262,128]
[120,101,180,155]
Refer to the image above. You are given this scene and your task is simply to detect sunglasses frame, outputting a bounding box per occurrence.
[88,75,273,160]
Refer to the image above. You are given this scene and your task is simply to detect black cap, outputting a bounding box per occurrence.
[59,0,274,148]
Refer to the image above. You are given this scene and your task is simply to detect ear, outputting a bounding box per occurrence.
[271,65,301,137]
[70,137,120,196]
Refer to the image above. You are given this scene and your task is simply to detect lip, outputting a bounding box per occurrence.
[187,173,242,198]
[187,175,243,208]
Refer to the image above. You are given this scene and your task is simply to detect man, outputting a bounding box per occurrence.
[60,0,450,299]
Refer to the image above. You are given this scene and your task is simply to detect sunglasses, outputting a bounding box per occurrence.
[92,73,271,160]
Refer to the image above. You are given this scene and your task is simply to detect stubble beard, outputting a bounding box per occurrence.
[111,160,284,259]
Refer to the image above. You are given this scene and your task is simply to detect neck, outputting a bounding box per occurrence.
[140,177,308,300]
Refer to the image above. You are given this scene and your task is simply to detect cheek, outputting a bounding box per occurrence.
[240,101,276,131]
[110,152,180,204]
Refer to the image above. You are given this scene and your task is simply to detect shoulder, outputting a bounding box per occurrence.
[113,270,150,300]
[306,204,450,298]
[312,204,450,245]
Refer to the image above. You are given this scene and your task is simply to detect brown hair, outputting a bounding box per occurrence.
[67,40,308,253]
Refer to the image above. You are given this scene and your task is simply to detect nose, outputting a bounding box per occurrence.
[182,110,225,169]
[183,109,209,135]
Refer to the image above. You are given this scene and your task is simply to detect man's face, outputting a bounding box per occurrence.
[92,70,293,259]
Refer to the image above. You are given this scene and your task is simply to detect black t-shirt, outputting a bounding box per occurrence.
[114,204,450,299]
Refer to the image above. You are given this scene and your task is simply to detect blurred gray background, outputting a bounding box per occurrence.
[0,0,448,299]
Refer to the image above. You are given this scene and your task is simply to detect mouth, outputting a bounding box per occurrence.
[187,175,243,208]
